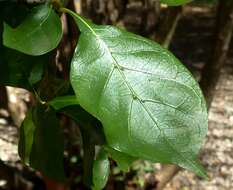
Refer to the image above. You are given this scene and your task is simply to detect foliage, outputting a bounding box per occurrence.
[161,0,193,6]
[0,0,208,189]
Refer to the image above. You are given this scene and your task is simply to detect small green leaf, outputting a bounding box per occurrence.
[66,10,208,178]
[3,4,62,55]
[92,149,110,190]
[18,105,65,181]
[49,95,79,110]
[18,109,36,165]
[160,0,193,6]
[28,62,44,85]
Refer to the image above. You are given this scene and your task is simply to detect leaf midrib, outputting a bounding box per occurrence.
[25,6,52,37]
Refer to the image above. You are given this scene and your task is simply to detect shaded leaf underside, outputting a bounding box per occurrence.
[18,105,65,181]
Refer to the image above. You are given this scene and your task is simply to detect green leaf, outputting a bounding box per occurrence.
[3,4,62,55]
[18,105,65,181]
[67,10,208,178]
[92,149,110,190]
[160,0,193,5]
[28,61,44,85]
[49,95,79,110]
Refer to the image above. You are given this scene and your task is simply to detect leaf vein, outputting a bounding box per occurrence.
[98,67,115,114]
[119,65,201,100]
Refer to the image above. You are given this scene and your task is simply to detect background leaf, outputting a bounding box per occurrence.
[49,95,79,110]
[160,0,193,6]
[3,4,62,55]
[68,12,208,177]
[28,62,44,85]
[18,105,65,181]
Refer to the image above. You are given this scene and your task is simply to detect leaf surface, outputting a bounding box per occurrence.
[3,4,62,55]
[67,11,208,177]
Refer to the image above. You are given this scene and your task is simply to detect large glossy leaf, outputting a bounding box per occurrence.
[66,10,208,177]
[18,105,65,181]
[160,0,193,5]
[3,4,62,55]
[92,149,110,190]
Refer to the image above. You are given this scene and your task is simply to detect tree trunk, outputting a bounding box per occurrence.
[81,0,160,35]
[0,86,8,110]
[200,0,233,108]
[81,0,126,25]
[0,159,35,190]
[155,6,182,48]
